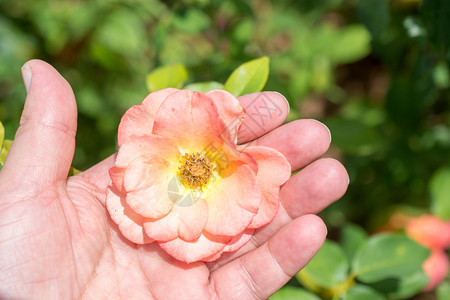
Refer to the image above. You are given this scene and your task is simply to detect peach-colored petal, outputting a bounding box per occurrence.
[202,229,255,262]
[126,180,174,219]
[106,186,154,244]
[207,90,245,142]
[245,146,291,229]
[223,228,255,252]
[109,166,125,193]
[123,156,171,192]
[152,90,223,151]
[118,88,179,146]
[159,232,232,263]
[204,164,261,236]
[144,198,208,242]
[116,135,179,168]
[206,141,258,176]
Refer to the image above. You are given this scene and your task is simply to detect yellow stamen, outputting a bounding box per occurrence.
[177,152,215,191]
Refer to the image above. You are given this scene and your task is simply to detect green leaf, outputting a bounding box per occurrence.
[0,121,4,148]
[270,286,320,300]
[325,25,371,64]
[94,9,146,56]
[297,240,349,289]
[437,280,450,300]
[68,167,82,177]
[224,57,270,97]
[433,61,450,89]
[340,223,368,263]
[430,167,450,220]
[184,81,224,93]
[352,234,430,283]
[357,0,390,40]
[172,9,211,34]
[343,284,386,300]
[0,139,13,167]
[146,64,188,92]
[369,270,428,300]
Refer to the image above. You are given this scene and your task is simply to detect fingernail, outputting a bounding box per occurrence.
[313,119,332,144]
[21,65,32,93]
[271,91,290,114]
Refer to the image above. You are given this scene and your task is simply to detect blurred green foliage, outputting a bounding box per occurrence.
[1,0,449,298]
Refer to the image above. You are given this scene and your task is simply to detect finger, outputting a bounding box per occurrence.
[0,60,77,190]
[251,119,331,171]
[68,154,116,206]
[252,158,348,244]
[237,92,289,144]
[209,158,348,269]
[280,158,349,217]
[209,215,327,300]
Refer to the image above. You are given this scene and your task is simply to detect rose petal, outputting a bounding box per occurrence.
[123,155,173,192]
[222,228,255,252]
[126,180,174,219]
[159,232,232,263]
[118,88,179,146]
[106,186,154,244]
[144,198,208,242]
[116,135,180,168]
[207,90,245,142]
[202,228,255,262]
[213,142,258,176]
[152,90,223,152]
[109,166,125,193]
[204,164,261,236]
[245,146,291,229]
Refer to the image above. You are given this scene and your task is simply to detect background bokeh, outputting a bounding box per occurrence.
[1,0,449,298]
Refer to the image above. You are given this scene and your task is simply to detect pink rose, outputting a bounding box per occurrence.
[422,249,449,291]
[405,214,450,250]
[106,88,291,263]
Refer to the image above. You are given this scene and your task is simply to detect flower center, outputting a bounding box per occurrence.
[177,152,216,191]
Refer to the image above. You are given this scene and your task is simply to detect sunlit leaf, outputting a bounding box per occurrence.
[0,121,4,148]
[433,61,450,89]
[353,234,430,283]
[146,64,188,92]
[224,57,269,97]
[323,25,371,64]
[184,81,224,93]
[270,286,320,300]
[430,167,450,220]
[68,167,82,177]
[172,9,210,34]
[0,139,13,167]
[297,240,349,289]
[94,9,146,56]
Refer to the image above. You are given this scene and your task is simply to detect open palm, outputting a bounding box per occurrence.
[0,60,348,299]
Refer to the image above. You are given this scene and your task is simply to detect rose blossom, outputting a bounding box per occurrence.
[106,88,291,263]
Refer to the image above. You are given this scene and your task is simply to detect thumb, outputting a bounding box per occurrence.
[1,60,77,191]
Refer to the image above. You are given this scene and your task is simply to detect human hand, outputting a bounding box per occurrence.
[0,60,348,299]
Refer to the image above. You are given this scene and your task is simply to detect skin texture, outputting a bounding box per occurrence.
[0,60,349,299]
